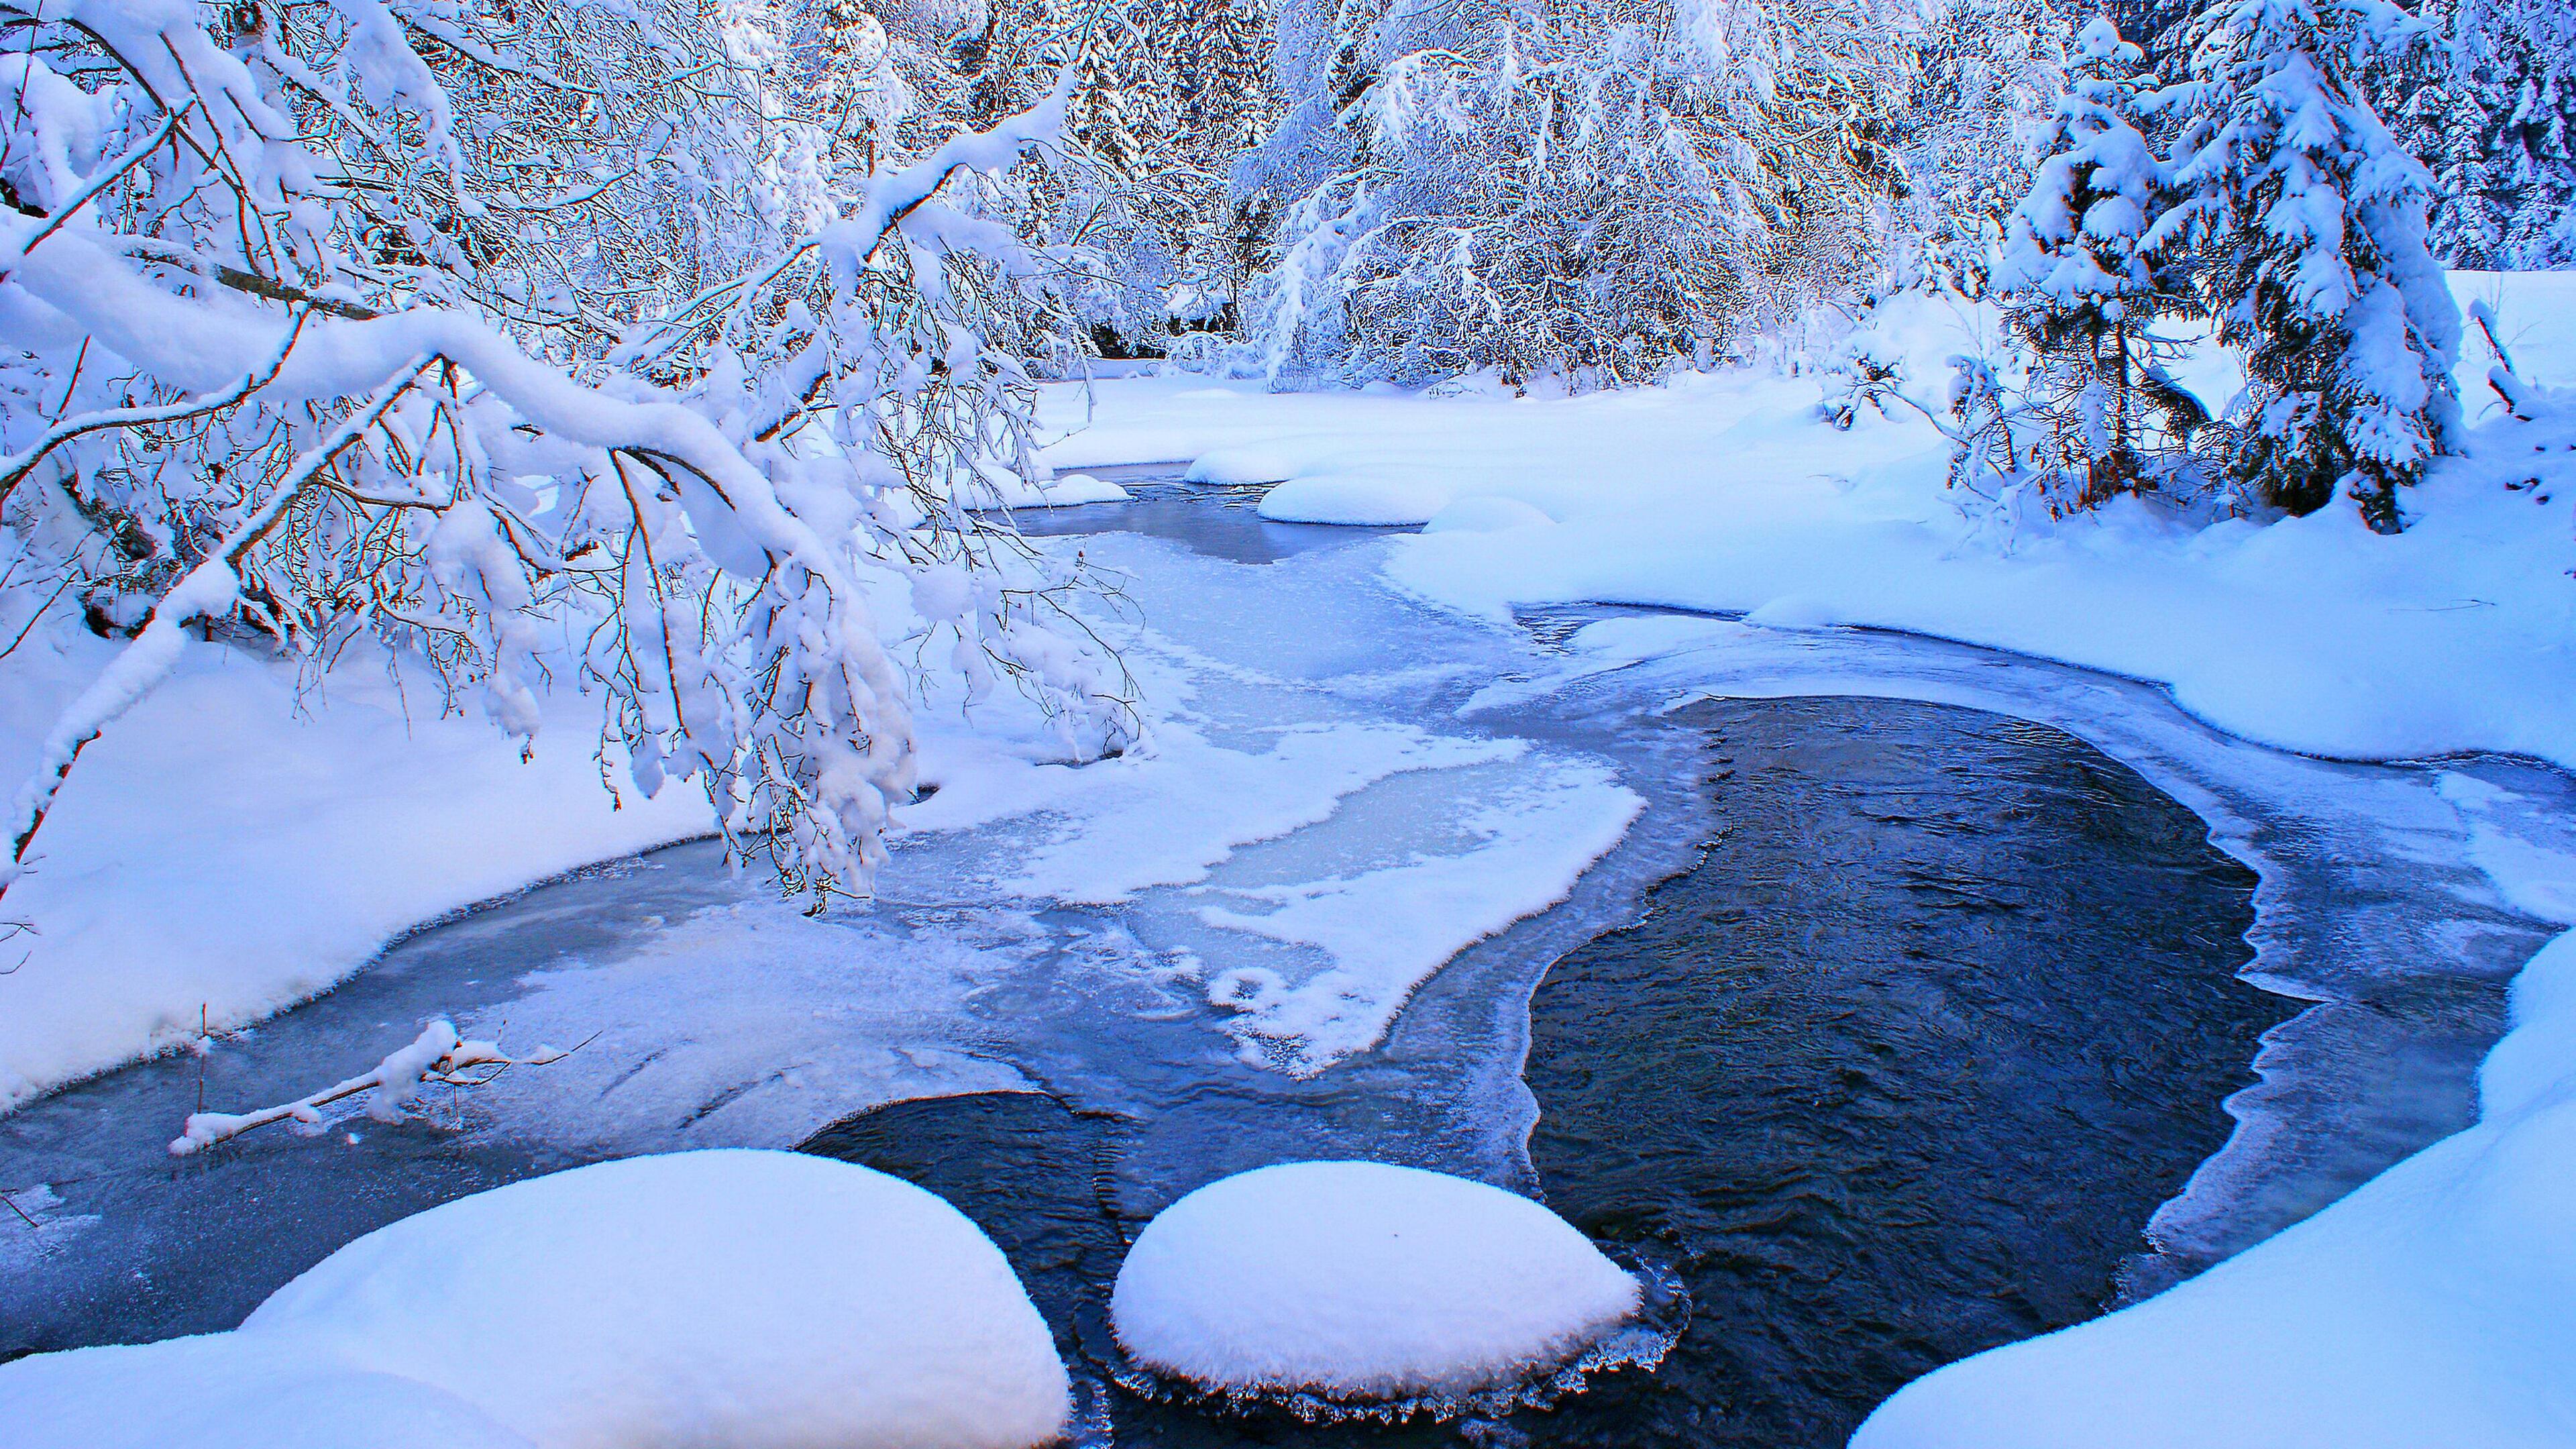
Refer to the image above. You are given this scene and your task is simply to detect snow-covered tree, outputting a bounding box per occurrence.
[2400,0,2576,268]
[1993,17,2202,509]
[2157,0,2463,531]
[0,0,1136,918]
[2383,0,2508,268]
[1242,0,1916,387]
[1909,0,2073,297]
[2102,0,2199,62]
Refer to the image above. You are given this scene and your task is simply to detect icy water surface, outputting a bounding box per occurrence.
[2,478,2561,1448]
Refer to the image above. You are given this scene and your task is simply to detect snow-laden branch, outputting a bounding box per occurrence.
[0,304,308,510]
[169,1018,574,1155]
[5,355,427,879]
[0,0,1134,917]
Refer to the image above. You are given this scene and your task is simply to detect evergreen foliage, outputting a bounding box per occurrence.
[1994,19,2200,510]
[2161,0,2463,530]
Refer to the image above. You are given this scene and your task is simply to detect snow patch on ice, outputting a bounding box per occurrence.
[2440,772,2576,925]
[998,724,1523,904]
[464,900,1030,1155]
[1195,757,1644,1071]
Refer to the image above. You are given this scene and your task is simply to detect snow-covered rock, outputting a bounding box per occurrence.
[1110,1161,1637,1401]
[0,1150,1072,1449]
[0,1335,535,1449]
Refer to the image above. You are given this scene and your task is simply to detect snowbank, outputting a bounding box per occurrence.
[1037,272,2576,771]
[0,631,710,1113]
[0,1150,1073,1449]
[1111,1161,1638,1400]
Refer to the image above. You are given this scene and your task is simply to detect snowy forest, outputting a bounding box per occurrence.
[3,0,2575,1442]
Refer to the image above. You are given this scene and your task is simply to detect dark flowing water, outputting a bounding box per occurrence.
[800,693,2286,1448]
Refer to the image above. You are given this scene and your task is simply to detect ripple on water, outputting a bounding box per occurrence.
[1516,696,2285,1449]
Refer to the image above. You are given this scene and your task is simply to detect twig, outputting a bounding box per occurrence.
[168,1018,590,1156]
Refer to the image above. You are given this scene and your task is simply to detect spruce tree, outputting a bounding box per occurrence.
[1994,18,2196,511]
[2162,0,2462,531]
[2467,0,2576,266]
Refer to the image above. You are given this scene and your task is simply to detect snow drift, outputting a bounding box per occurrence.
[0,1150,1073,1449]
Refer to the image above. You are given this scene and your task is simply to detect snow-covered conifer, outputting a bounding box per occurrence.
[1994,18,2198,508]
[2414,0,2576,268]
[2158,0,2462,531]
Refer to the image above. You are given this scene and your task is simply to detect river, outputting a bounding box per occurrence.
[2,475,2559,1447]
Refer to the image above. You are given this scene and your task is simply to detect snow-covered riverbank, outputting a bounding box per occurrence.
[1042,272,2576,769]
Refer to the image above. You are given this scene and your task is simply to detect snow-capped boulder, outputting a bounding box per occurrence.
[0,1150,1071,1449]
[0,1334,535,1449]
[1110,1160,1638,1401]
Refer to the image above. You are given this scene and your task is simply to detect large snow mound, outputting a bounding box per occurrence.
[0,1150,1072,1449]
[0,1334,535,1449]
[1111,1160,1638,1400]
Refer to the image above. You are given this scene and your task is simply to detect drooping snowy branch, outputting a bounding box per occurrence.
[0,0,1139,916]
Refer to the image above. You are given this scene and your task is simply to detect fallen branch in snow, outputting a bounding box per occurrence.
[168,1018,584,1157]
[2469,302,2535,421]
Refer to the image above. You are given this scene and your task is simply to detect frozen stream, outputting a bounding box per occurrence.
[2,475,2566,1447]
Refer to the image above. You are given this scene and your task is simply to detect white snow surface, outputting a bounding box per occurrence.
[0,631,710,1113]
[0,1336,537,1449]
[0,1150,1073,1449]
[1111,1160,1639,1400]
